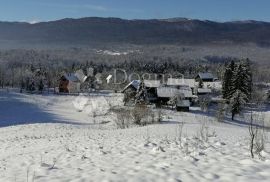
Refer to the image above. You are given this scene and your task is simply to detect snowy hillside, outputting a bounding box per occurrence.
[0,89,270,181]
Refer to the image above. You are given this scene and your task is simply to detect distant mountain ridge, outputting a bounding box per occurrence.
[1,17,270,47]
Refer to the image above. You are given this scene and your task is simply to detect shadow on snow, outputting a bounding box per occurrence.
[0,91,91,128]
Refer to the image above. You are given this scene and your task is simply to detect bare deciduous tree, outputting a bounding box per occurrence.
[114,109,131,129]
[215,102,226,122]
[249,112,265,159]
[130,104,150,126]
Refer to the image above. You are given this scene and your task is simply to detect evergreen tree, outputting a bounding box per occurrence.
[38,80,44,93]
[229,61,252,120]
[232,64,250,102]
[222,61,235,100]
[230,90,248,120]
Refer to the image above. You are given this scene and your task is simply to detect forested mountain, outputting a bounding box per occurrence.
[1,17,270,47]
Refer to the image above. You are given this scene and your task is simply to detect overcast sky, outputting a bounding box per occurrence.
[0,0,269,23]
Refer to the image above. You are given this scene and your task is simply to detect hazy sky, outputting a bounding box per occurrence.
[0,0,269,23]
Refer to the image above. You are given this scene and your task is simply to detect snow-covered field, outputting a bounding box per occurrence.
[0,89,270,181]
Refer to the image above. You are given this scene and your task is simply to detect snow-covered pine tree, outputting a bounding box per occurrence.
[230,89,248,120]
[222,60,235,100]
[38,79,44,93]
[229,61,252,120]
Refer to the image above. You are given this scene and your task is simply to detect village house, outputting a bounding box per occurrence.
[195,72,217,82]
[121,74,223,111]
[59,73,81,93]
[167,78,196,93]
[144,80,161,102]
[59,70,88,93]
[156,87,192,111]
[121,80,161,103]
[122,78,198,110]
[121,80,141,93]
[121,80,141,105]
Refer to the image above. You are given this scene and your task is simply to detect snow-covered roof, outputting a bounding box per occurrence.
[157,87,178,98]
[75,70,87,83]
[182,79,196,88]
[167,78,184,86]
[157,87,194,98]
[144,80,161,88]
[122,80,141,92]
[179,88,194,98]
[64,73,80,82]
[197,88,212,93]
[197,72,214,80]
[167,78,196,88]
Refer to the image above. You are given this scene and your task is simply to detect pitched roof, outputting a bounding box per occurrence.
[167,78,184,86]
[157,87,178,98]
[182,79,196,88]
[197,72,214,80]
[64,73,80,82]
[167,78,196,88]
[75,70,87,83]
[122,80,141,92]
[157,87,194,98]
[179,88,194,98]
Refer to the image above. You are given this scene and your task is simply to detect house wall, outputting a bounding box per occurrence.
[59,80,69,93]
[68,81,81,93]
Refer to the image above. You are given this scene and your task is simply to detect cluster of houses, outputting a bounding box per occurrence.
[122,73,221,111]
[59,68,103,93]
[58,70,221,111]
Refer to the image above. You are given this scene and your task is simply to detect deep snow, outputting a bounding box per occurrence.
[0,89,270,182]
